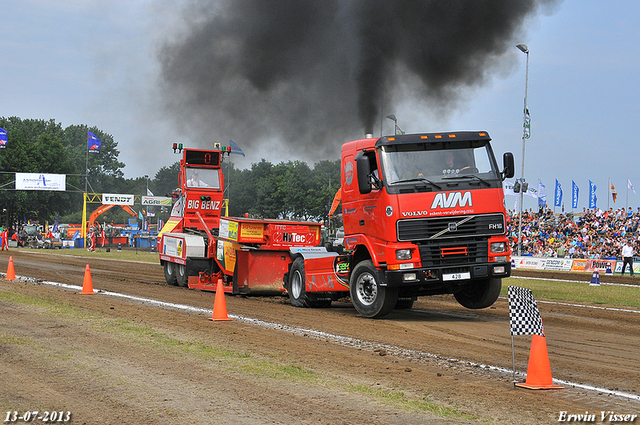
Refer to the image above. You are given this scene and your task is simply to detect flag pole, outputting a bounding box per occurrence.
[626,178,629,211]
[607,178,610,210]
[83,133,89,245]
[511,334,517,387]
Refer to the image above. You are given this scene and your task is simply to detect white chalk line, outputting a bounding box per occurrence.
[4,273,640,403]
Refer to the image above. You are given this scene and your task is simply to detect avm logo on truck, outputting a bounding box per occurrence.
[430,191,473,209]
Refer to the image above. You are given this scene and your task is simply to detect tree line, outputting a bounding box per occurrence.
[0,117,341,229]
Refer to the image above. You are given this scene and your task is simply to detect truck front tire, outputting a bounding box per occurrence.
[164,262,178,286]
[350,260,398,318]
[454,277,502,309]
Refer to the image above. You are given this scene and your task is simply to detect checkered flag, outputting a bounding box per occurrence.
[508,286,544,336]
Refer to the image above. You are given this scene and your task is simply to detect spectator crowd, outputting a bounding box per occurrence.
[507,206,640,259]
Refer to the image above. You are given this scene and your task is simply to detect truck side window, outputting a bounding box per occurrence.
[365,151,381,190]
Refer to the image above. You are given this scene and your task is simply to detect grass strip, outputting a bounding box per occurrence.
[345,384,475,420]
[502,276,640,308]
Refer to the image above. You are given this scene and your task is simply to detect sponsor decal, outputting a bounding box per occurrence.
[431,191,473,209]
[364,205,377,212]
[240,223,264,240]
[344,236,357,247]
[344,161,354,186]
[333,256,350,285]
[186,199,221,211]
[271,226,319,246]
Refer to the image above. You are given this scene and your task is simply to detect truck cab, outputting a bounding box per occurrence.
[340,131,514,317]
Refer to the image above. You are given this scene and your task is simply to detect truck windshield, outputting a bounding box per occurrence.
[379,143,499,185]
[186,167,221,189]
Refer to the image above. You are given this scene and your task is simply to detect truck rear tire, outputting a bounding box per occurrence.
[454,277,502,309]
[176,264,188,287]
[288,257,331,308]
[164,262,178,286]
[350,260,398,318]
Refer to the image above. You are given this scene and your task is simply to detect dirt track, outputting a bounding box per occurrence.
[1,250,639,424]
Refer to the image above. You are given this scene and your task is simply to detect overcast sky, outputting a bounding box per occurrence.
[2,1,639,211]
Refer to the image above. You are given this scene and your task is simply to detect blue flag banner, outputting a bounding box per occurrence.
[52,216,59,233]
[0,127,7,148]
[537,180,546,209]
[589,180,597,209]
[229,140,245,157]
[572,181,579,209]
[88,131,101,153]
[554,180,562,207]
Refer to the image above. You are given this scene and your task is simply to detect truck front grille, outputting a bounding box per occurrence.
[397,213,505,241]
[418,238,488,267]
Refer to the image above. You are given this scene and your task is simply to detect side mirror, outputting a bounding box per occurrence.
[356,152,372,194]
[502,152,515,180]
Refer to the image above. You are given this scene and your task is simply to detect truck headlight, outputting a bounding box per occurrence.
[396,249,412,260]
[490,242,506,253]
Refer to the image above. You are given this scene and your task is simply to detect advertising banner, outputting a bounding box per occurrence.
[512,256,546,270]
[102,193,134,205]
[542,258,573,271]
[570,259,588,272]
[613,261,640,274]
[141,196,172,206]
[586,259,616,273]
[512,257,574,271]
[15,173,66,191]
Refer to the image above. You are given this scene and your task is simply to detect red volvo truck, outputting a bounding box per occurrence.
[283,131,515,317]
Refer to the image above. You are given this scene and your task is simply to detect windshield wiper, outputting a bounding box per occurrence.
[390,177,441,190]
[442,174,491,187]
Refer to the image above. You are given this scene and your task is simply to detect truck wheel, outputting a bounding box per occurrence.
[164,262,178,286]
[176,264,189,287]
[454,278,502,309]
[350,260,398,318]
[288,257,331,308]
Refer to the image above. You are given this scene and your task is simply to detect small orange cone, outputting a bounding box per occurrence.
[5,256,16,280]
[516,334,563,390]
[80,264,95,295]
[208,279,232,321]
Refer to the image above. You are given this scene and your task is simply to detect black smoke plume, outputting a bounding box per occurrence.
[159,0,559,158]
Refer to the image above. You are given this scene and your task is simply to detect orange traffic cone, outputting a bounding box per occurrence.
[516,334,564,390]
[5,256,16,280]
[80,264,95,295]
[208,279,232,321]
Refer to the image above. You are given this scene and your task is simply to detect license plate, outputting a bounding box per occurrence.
[442,272,471,281]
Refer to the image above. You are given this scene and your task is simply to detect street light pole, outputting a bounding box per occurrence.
[516,43,529,256]
[385,114,397,135]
